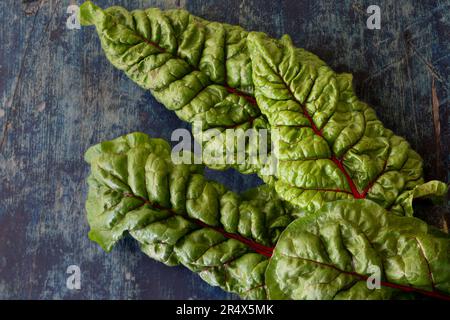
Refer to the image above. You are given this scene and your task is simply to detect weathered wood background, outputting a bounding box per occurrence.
[0,0,448,299]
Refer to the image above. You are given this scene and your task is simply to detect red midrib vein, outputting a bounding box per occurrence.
[283,254,450,301]
[136,32,370,198]
[125,193,273,257]
[193,219,273,257]
[111,24,445,300]
[126,194,449,300]
[223,85,257,105]
[291,83,367,198]
[330,156,364,199]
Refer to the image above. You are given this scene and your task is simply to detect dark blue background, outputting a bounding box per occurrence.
[0,0,448,299]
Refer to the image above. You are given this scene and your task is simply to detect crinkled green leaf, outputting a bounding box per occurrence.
[86,134,450,300]
[247,32,447,213]
[80,1,269,174]
[85,132,293,298]
[80,1,447,216]
[81,2,450,300]
[266,199,450,300]
[392,180,449,216]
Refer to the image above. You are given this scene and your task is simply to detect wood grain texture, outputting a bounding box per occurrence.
[0,0,448,299]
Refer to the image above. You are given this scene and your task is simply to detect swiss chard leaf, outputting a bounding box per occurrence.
[80,1,447,216]
[266,199,450,300]
[85,132,293,298]
[86,133,450,300]
[80,2,450,300]
[247,32,447,214]
[80,1,268,174]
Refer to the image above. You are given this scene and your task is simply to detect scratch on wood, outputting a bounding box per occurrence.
[362,58,406,83]
[366,36,448,89]
[351,2,366,16]
[43,0,61,34]
[442,217,449,234]
[0,122,11,151]
[406,38,449,92]
[403,3,450,30]
[5,1,42,122]
[22,0,43,16]
[431,78,444,180]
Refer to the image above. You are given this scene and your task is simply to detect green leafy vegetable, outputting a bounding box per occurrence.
[247,32,447,214]
[80,1,268,175]
[266,199,450,300]
[85,133,450,300]
[79,1,447,216]
[85,132,293,298]
[80,1,450,300]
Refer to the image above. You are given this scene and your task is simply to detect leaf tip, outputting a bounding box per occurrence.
[79,1,103,26]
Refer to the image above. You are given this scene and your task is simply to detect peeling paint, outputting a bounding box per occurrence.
[36,101,46,112]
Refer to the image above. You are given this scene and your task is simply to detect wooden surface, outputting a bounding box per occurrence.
[0,0,449,299]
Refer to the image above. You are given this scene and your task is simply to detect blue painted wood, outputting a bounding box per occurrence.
[0,0,448,299]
